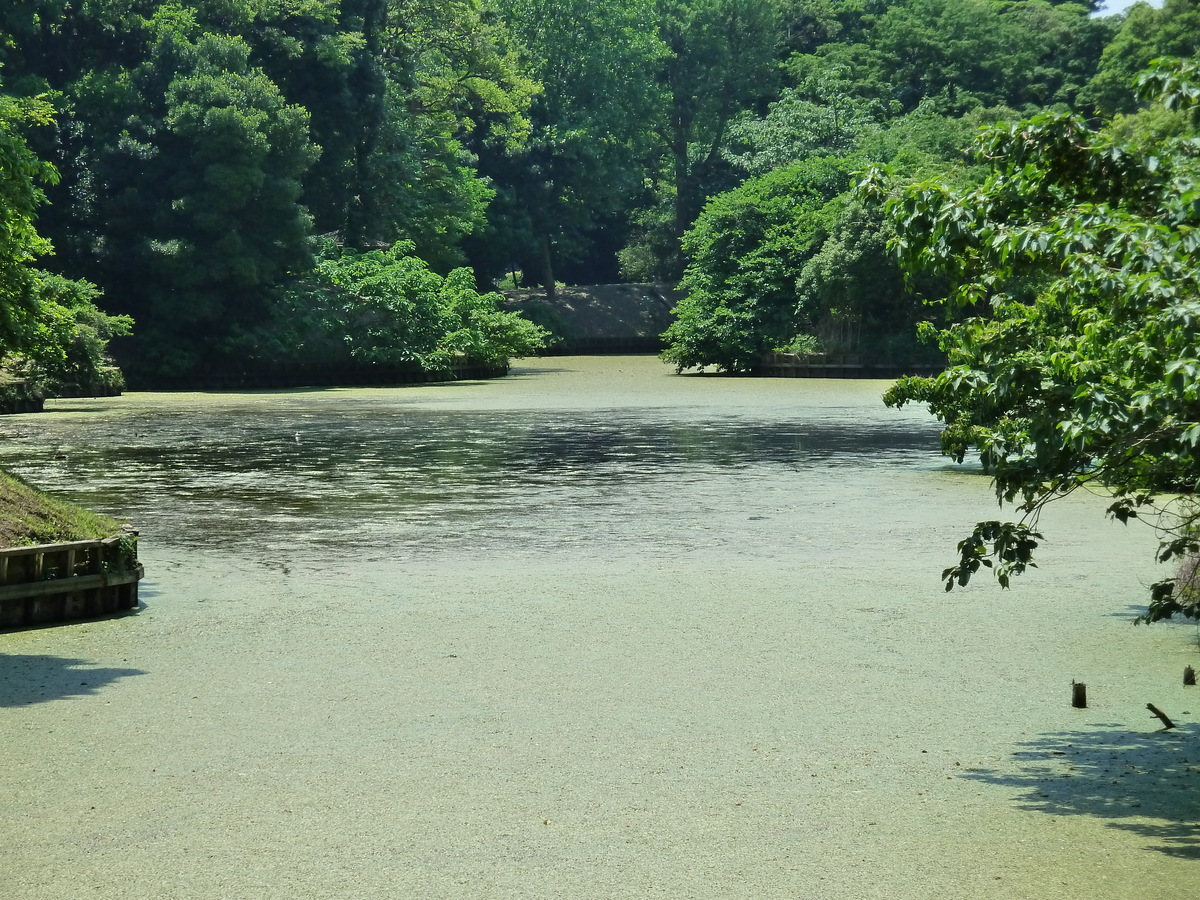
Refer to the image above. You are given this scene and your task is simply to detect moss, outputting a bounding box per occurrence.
[0,469,124,547]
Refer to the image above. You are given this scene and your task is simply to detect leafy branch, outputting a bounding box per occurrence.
[866,58,1200,622]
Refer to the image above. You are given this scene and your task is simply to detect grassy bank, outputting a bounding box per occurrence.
[0,469,124,547]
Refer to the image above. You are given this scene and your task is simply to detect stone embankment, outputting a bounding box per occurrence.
[503,284,678,354]
[0,379,43,415]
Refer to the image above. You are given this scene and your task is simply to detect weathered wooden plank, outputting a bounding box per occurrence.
[0,539,104,559]
[0,568,142,602]
[0,535,141,627]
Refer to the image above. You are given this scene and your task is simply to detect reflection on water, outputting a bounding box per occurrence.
[0,365,942,560]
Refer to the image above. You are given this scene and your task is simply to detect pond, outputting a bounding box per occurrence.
[0,356,1194,899]
[0,358,941,561]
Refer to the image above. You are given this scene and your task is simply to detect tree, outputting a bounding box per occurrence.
[1083,0,1200,116]
[243,0,394,247]
[661,156,857,371]
[865,57,1200,622]
[115,20,318,377]
[794,197,940,365]
[0,82,131,394]
[3,3,321,378]
[2,0,532,380]
[292,0,535,262]
[0,88,55,349]
[619,0,784,283]
[785,0,1112,117]
[483,0,664,295]
[656,0,783,244]
[12,274,132,396]
[723,73,884,177]
[241,240,549,371]
[661,101,991,373]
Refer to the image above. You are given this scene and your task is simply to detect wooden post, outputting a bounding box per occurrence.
[1072,682,1087,708]
[1185,666,1196,686]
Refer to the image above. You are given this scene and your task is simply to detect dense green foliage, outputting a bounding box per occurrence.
[0,90,52,345]
[868,56,1200,622]
[0,82,130,395]
[13,274,132,396]
[660,102,1009,371]
[246,240,550,372]
[1082,0,1200,114]
[656,0,1126,372]
[0,0,1193,385]
[0,0,541,382]
[474,0,663,295]
[662,156,854,371]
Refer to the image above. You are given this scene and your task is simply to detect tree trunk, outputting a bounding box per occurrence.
[1071,682,1087,708]
[539,232,556,301]
[672,110,691,249]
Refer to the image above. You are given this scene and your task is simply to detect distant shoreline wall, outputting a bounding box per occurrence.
[127,360,510,392]
[0,380,44,414]
[501,286,943,377]
[756,352,941,379]
[503,284,677,355]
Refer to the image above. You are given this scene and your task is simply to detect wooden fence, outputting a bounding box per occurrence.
[0,536,143,628]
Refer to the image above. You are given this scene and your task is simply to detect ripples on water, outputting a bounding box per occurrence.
[0,384,942,560]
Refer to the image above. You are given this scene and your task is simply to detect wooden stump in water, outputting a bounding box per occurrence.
[1072,681,1087,708]
[1185,665,1196,686]
[1147,703,1176,730]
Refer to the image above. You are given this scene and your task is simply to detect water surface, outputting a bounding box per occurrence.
[1,357,1193,900]
[0,358,942,561]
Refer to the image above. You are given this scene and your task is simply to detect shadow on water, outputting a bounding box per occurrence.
[1106,603,1153,620]
[0,405,941,558]
[34,405,111,414]
[505,366,580,377]
[0,654,146,706]
[961,724,1200,858]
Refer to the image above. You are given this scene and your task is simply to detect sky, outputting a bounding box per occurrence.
[1094,0,1163,14]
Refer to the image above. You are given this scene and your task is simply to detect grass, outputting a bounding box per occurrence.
[0,469,124,547]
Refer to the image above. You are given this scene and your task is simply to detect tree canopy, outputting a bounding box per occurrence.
[0,81,130,396]
[0,0,1188,385]
[866,56,1200,622]
[0,88,54,348]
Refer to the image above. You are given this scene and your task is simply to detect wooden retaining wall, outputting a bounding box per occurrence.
[757,352,942,379]
[0,536,143,629]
